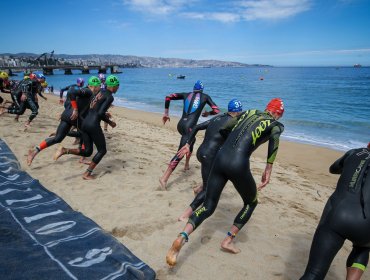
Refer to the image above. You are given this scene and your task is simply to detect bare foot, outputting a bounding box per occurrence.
[166,237,185,267]
[54,146,66,161]
[184,164,190,171]
[24,122,31,131]
[193,184,203,195]
[27,149,37,166]
[221,237,241,254]
[178,207,193,222]
[83,173,96,180]
[159,177,167,190]
[79,157,91,165]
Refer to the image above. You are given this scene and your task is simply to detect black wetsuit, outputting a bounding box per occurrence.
[60,84,81,108]
[77,88,114,164]
[165,91,219,170]
[300,147,370,280]
[7,79,42,122]
[38,87,93,151]
[188,109,284,231]
[185,113,236,210]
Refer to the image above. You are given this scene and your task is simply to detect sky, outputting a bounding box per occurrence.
[2,0,370,66]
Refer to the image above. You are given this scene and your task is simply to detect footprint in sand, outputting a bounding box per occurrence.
[201,235,211,244]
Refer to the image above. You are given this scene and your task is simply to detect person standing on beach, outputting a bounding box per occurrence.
[27,76,102,166]
[54,75,119,180]
[176,99,243,221]
[59,77,85,105]
[166,98,285,267]
[300,143,370,280]
[159,80,220,190]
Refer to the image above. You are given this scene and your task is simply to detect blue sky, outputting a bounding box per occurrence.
[3,0,370,66]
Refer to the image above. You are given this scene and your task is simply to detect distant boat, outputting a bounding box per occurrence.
[177,75,186,79]
[354,64,362,68]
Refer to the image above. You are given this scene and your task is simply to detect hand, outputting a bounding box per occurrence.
[258,163,273,191]
[21,94,27,102]
[43,97,48,100]
[59,99,64,105]
[177,144,190,158]
[109,121,116,128]
[201,111,209,117]
[162,114,170,124]
[70,109,78,121]
[106,112,112,119]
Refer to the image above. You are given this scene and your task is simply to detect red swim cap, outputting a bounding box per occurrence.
[266,98,284,117]
[367,142,370,149]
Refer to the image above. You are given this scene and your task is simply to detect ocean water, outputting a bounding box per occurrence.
[28,67,370,152]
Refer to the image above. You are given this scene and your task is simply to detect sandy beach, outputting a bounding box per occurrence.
[0,92,363,280]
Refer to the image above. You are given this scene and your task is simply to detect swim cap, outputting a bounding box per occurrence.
[368,142,370,149]
[98,73,106,81]
[88,76,101,87]
[106,75,120,87]
[76,77,85,86]
[228,99,242,112]
[265,98,284,117]
[193,80,204,91]
[36,73,45,80]
[0,71,9,80]
[29,73,37,80]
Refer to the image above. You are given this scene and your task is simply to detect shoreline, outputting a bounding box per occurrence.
[0,92,355,279]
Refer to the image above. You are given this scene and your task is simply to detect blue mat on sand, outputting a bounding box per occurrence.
[0,139,156,280]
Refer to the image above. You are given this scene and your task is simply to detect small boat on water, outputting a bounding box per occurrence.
[354,64,362,68]
[177,75,186,79]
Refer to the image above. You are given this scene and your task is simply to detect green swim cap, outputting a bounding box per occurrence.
[88,76,101,86]
[106,75,120,87]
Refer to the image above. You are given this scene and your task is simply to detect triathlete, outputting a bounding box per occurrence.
[54,75,119,180]
[59,77,85,105]
[177,99,243,221]
[0,71,10,104]
[27,76,101,166]
[300,143,370,280]
[166,98,285,266]
[0,73,45,128]
[159,80,220,190]
[98,73,110,133]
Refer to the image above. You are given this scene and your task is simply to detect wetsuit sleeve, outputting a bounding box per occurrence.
[164,93,186,109]
[267,124,284,164]
[329,149,356,174]
[98,95,114,122]
[186,119,211,144]
[68,88,81,109]
[59,85,71,99]
[206,96,220,115]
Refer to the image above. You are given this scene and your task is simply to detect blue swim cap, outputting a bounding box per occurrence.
[36,73,45,80]
[193,80,204,91]
[228,99,242,112]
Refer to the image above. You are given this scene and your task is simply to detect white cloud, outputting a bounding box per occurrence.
[237,0,311,21]
[182,12,240,23]
[123,0,195,15]
[123,0,311,22]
